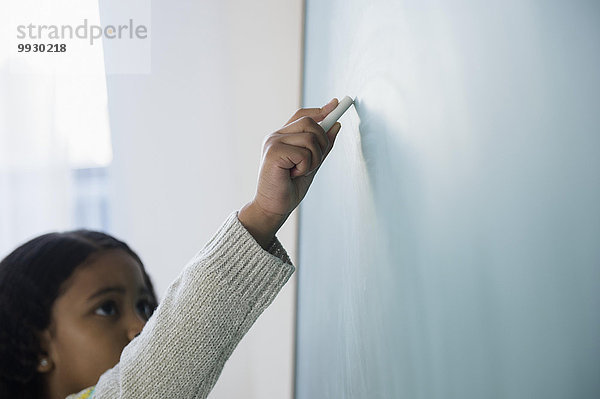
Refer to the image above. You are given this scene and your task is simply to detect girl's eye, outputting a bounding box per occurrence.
[95,301,118,317]
[137,299,155,321]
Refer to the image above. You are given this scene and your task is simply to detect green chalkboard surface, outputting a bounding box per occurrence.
[297,1,600,398]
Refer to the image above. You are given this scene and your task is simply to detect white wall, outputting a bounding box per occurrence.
[101,1,303,398]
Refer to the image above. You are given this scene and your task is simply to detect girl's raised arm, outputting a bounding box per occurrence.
[87,99,341,398]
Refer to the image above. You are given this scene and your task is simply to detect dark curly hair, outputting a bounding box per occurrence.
[0,230,157,398]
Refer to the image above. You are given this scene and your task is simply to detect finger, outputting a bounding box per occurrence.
[323,122,341,158]
[275,132,325,173]
[285,98,339,125]
[278,117,329,152]
[307,122,342,178]
[267,142,313,178]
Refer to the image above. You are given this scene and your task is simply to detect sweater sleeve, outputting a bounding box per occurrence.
[91,211,295,398]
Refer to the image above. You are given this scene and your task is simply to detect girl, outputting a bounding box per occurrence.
[0,99,341,399]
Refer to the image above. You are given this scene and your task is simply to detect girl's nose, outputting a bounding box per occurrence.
[126,312,146,341]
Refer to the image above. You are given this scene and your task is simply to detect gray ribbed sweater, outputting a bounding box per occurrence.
[86,211,294,398]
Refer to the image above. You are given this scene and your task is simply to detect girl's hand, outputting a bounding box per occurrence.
[238,98,342,248]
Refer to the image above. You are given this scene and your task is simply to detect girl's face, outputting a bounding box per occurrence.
[39,249,155,398]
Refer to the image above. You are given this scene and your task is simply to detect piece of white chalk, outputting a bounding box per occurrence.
[319,95,354,132]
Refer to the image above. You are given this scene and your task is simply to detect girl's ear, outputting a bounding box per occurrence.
[36,329,55,373]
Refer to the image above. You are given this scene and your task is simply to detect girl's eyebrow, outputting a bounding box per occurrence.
[87,286,150,301]
[88,286,125,301]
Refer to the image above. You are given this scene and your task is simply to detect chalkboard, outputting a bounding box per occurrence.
[296,2,600,398]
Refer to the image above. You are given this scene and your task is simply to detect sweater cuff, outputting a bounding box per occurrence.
[266,236,292,265]
[231,211,293,265]
[197,210,294,269]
